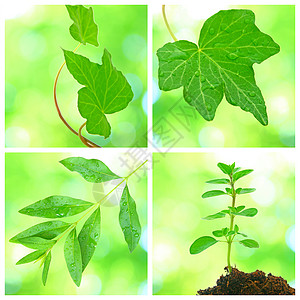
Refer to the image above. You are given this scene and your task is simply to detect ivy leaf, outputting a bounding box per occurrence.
[217,163,232,175]
[78,207,100,271]
[206,178,230,184]
[66,5,99,46]
[157,9,280,125]
[239,239,259,248]
[119,185,141,252]
[63,49,134,138]
[202,212,226,220]
[19,196,93,218]
[17,237,56,250]
[237,188,256,194]
[60,157,121,183]
[10,221,71,243]
[42,252,51,286]
[64,228,82,287]
[16,250,46,265]
[233,169,253,182]
[236,208,258,217]
[190,236,218,254]
[202,190,226,198]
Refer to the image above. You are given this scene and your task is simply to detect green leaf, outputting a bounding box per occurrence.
[42,252,51,286]
[78,207,100,271]
[17,237,56,250]
[157,9,279,125]
[212,230,224,237]
[239,239,259,248]
[10,221,71,243]
[206,178,230,184]
[233,167,241,173]
[233,169,253,182]
[234,224,239,232]
[190,236,218,254]
[237,232,248,237]
[202,212,226,220]
[16,250,46,265]
[202,190,226,198]
[236,205,245,213]
[222,227,229,235]
[227,230,235,236]
[60,157,121,183]
[119,185,141,252]
[238,188,256,194]
[64,228,82,287]
[66,5,99,46]
[225,187,232,194]
[217,163,232,175]
[19,196,93,218]
[221,209,230,214]
[236,208,258,217]
[63,49,134,138]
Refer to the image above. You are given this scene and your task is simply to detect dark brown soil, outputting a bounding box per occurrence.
[197,267,295,295]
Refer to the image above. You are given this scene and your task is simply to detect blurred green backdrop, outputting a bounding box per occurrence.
[5,5,147,147]
[153,5,295,147]
[153,151,295,295]
[5,153,147,295]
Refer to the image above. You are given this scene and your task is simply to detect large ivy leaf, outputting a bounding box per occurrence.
[10,221,71,243]
[157,9,280,125]
[78,207,101,271]
[60,157,121,183]
[66,5,99,46]
[119,185,141,252]
[190,236,218,254]
[63,49,134,138]
[19,196,93,218]
[64,228,82,287]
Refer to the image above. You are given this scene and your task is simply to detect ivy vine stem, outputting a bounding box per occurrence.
[78,121,100,148]
[162,5,178,42]
[53,43,100,148]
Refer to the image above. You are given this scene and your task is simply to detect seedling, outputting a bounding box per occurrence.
[10,157,147,286]
[157,6,280,125]
[54,5,134,147]
[189,162,259,273]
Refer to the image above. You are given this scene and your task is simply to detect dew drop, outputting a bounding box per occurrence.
[244,106,250,112]
[200,75,206,82]
[122,202,127,206]
[206,104,212,111]
[209,28,215,35]
[227,53,238,60]
[134,233,139,237]
[159,71,164,77]
[195,70,200,77]
[249,91,256,97]
[244,17,251,24]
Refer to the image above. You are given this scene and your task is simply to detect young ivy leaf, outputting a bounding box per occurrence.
[157,9,280,125]
[16,250,46,265]
[78,207,101,271]
[10,221,71,243]
[42,252,51,286]
[19,196,93,218]
[202,190,226,198]
[63,49,134,138]
[190,236,218,254]
[66,5,99,47]
[119,185,141,253]
[64,228,82,287]
[60,157,121,183]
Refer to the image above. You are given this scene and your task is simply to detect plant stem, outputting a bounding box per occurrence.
[227,175,236,273]
[53,43,100,148]
[162,5,178,42]
[78,121,99,148]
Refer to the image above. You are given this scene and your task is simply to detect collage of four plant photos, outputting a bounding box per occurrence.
[4,2,296,296]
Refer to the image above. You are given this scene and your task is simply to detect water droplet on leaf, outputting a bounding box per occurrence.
[249,91,256,97]
[200,75,206,82]
[195,70,200,77]
[227,53,238,60]
[206,104,212,111]
[209,28,215,35]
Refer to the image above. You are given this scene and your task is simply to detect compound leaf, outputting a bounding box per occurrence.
[16,250,46,265]
[10,221,71,243]
[42,252,51,286]
[190,236,218,254]
[157,9,280,125]
[239,239,259,248]
[63,49,134,138]
[119,185,141,253]
[19,196,93,218]
[78,207,101,271]
[66,5,99,46]
[202,190,226,198]
[64,228,82,287]
[206,178,230,184]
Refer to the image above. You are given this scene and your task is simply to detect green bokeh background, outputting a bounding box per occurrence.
[5,5,147,147]
[5,153,147,295]
[153,152,295,295]
[153,5,295,147]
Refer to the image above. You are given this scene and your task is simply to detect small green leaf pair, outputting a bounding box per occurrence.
[190,162,259,273]
[10,157,144,286]
[63,5,134,138]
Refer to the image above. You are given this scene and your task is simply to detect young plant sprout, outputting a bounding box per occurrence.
[189,162,259,273]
